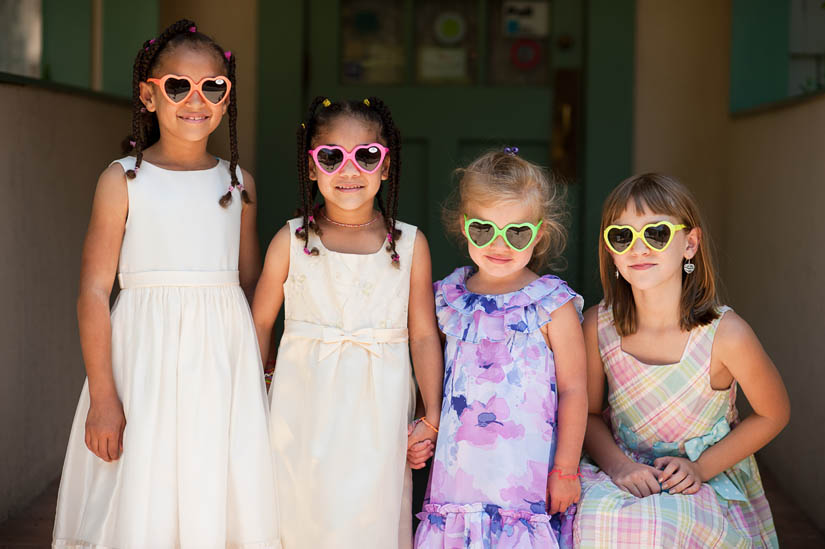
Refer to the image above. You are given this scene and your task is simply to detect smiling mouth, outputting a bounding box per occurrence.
[335,184,365,191]
[629,263,656,269]
[178,114,210,122]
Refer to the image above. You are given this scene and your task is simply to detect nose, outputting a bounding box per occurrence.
[339,156,360,176]
[490,235,508,250]
[185,88,207,106]
[629,234,649,255]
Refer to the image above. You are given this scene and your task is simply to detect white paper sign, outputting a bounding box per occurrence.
[503,1,549,37]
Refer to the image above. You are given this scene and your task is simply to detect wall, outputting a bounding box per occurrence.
[633,0,730,242]
[634,0,825,531]
[159,0,259,172]
[0,82,130,522]
[724,96,825,530]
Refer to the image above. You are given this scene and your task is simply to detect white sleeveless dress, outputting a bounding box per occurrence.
[269,218,417,549]
[53,157,281,549]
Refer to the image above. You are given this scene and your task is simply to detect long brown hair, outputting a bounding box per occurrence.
[599,173,720,335]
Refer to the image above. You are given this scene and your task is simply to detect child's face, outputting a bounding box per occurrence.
[462,199,542,278]
[139,46,227,145]
[308,116,389,213]
[607,203,699,291]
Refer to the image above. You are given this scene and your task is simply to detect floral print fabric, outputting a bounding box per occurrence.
[415,267,583,548]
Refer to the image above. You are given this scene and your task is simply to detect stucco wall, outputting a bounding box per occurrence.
[724,96,825,530]
[0,82,130,522]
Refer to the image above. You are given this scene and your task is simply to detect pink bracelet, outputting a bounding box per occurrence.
[549,467,581,480]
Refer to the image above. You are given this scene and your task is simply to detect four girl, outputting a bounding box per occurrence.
[54,18,789,549]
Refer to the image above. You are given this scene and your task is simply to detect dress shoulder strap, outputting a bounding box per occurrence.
[597,301,622,363]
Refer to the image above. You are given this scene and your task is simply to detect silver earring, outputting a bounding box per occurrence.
[615,269,620,279]
[683,258,695,274]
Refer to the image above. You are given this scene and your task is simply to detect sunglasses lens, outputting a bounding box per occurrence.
[467,221,495,247]
[201,78,228,103]
[315,148,344,173]
[505,226,534,250]
[354,145,383,171]
[163,78,192,102]
[643,223,672,250]
[607,227,634,252]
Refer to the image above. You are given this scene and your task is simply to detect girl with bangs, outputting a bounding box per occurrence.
[571,173,788,548]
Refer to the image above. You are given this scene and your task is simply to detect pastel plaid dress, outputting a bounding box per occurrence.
[570,303,777,548]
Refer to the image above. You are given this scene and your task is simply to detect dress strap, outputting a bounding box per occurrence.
[597,301,622,363]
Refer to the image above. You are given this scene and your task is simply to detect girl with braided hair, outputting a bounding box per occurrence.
[53,19,280,548]
[252,97,443,548]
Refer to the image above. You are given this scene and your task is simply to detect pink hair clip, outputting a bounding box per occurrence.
[188,26,197,33]
[129,140,136,147]
[149,39,155,45]
[224,51,232,60]
[308,215,315,223]
[303,247,312,255]
[386,232,393,242]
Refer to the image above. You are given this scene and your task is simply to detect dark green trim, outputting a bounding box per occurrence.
[0,71,130,106]
[42,0,92,89]
[580,0,635,306]
[732,88,825,119]
[256,0,306,243]
[101,0,158,98]
[730,0,789,113]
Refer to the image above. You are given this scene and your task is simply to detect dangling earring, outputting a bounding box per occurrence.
[615,269,620,279]
[683,258,695,274]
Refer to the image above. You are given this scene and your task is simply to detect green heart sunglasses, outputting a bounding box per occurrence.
[463,215,543,252]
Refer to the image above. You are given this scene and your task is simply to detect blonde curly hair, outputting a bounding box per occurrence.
[443,150,568,272]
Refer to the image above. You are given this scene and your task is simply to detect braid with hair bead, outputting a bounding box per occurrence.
[366,97,402,268]
[295,96,327,255]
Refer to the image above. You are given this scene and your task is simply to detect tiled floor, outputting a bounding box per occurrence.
[1,469,823,548]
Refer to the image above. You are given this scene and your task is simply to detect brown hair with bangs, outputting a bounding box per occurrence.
[599,173,720,335]
[443,150,568,272]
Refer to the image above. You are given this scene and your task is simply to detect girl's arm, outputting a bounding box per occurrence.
[251,225,290,366]
[78,164,129,463]
[543,300,587,512]
[581,306,662,497]
[405,232,444,463]
[656,312,790,493]
[238,169,262,303]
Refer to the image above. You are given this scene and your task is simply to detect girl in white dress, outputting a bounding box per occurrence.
[53,19,280,548]
[253,97,444,549]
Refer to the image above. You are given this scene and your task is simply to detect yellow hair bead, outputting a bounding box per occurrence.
[300,123,305,129]
[363,98,370,106]
[322,98,331,107]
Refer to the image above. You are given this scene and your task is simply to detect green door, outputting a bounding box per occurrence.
[305,0,584,287]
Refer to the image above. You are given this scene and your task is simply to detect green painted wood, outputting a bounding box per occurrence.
[256,0,306,243]
[730,0,790,112]
[42,0,92,88]
[581,0,635,306]
[102,0,159,98]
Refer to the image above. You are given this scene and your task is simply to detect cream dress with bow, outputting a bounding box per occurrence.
[269,217,417,549]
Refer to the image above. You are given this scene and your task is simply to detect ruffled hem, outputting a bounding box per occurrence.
[415,503,559,549]
[434,267,583,342]
[53,539,282,549]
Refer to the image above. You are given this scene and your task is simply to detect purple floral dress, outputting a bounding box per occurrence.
[415,267,583,549]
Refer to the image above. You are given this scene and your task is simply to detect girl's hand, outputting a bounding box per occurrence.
[406,419,437,469]
[654,456,703,495]
[608,460,662,498]
[85,393,126,462]
[546,469,581,514]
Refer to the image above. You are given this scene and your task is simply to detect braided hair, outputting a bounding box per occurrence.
[296,96,403,267]
[122,18,247,207]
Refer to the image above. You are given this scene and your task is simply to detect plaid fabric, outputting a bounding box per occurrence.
[567,303,778,548]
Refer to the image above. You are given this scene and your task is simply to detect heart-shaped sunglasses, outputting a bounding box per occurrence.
[145,74,231,105]
[603,221,687,254]
[308,143,389,175]
[464,215,543,252]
